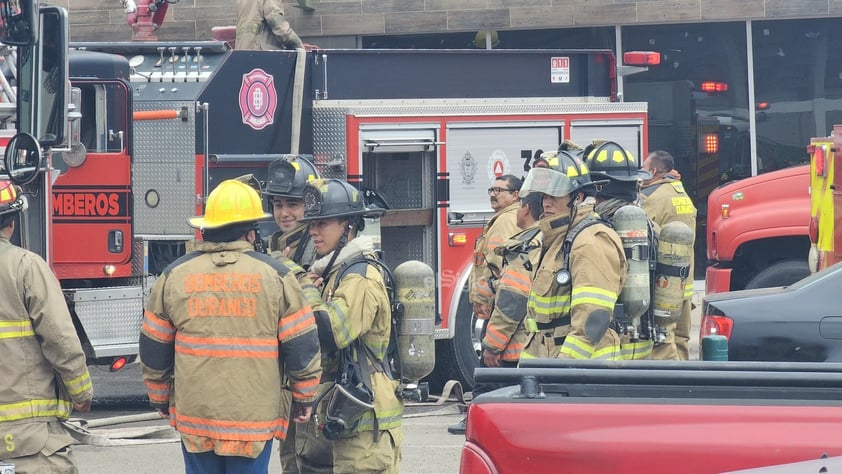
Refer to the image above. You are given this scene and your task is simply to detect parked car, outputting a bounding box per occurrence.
[701,261,842,361]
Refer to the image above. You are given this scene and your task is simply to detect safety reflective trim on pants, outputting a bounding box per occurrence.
[620,341,653,360]
[171,409,282,441]
[0,320,35,339]
[355,409,403,431]
[570,286,617,310]
[141,310,176,343]
[175,333,279,359]
[527,293,571,316]
[64,371,93,397]
[0,399,72,422]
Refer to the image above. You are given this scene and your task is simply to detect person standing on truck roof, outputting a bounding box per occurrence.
[140,179,322,474]
[641,150,697,361]
[263,156,335,474]
[301,178,403,473]
[448,174,521,435]
[584,141,657,360]
[481,190,545,367]
[0,179,93,473]
[519,150,628,360]
[235,0,304,50]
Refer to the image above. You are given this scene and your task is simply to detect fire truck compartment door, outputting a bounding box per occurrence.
[360,128,438,153]
[570,120,645,165]
[446,122,562,218]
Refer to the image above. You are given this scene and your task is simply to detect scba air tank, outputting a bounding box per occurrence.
[393,260,436,400]
[652,221,694,323]
[612,205,651,324]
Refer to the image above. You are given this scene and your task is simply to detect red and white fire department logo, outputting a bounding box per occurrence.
[239,68,277,131]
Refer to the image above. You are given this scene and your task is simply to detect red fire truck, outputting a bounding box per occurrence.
[3,7,650,387]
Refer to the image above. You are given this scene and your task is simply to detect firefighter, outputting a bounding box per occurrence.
[260,156,333,473]
[481,190,544,368]
[0,180,93,473]
[519,150,627,360]
[265,155,320,269]
[448,174,521,435]
[584,141,657,360]
[470,174,522,321]
[301,179,402,473]
[140,179,322,473]
[235,0,303,50]
[641,150,698,360]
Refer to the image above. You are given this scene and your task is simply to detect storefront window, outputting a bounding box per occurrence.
[752,18,842,172]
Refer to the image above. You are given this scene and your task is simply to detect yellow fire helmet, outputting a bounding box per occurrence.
[0,179,25,217]
[188,179,271,230]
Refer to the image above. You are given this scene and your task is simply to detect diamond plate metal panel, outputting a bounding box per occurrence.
[312,106,348,179]
[133,101,197,237]
[70,287,143,358]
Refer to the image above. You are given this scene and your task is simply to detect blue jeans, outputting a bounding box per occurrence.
[182,440,273,474]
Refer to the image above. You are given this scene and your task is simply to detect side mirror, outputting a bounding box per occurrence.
[16,6,68,148]
[4,132,42,185]
[0,0,38,47]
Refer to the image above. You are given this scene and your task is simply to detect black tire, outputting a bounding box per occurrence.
[744,259,810,290]
[424,286,480,393]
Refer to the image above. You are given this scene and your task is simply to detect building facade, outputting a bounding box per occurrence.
[65,0,842,221]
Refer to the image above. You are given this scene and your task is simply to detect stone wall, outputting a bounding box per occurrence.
[64,0,842,43]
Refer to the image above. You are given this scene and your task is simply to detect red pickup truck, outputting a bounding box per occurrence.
[460,359,842,474]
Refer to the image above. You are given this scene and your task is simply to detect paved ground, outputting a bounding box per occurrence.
[72,404,465,474]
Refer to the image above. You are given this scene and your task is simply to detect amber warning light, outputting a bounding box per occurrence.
[702,133,719,154]
[623,51,661,66]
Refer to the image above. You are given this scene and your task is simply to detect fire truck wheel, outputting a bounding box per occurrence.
[423,286,479,393]
[744,259,810,290]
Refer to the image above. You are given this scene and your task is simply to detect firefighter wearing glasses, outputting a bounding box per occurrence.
[0,180,93,473]
[470,175,522,321]
[301,179,403,473]
[519,151,628,360]
[140,179,322,473]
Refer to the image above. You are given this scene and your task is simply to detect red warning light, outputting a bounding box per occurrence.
[623,51,661,66]
[700,81,729,93]
[814,145,826,177]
